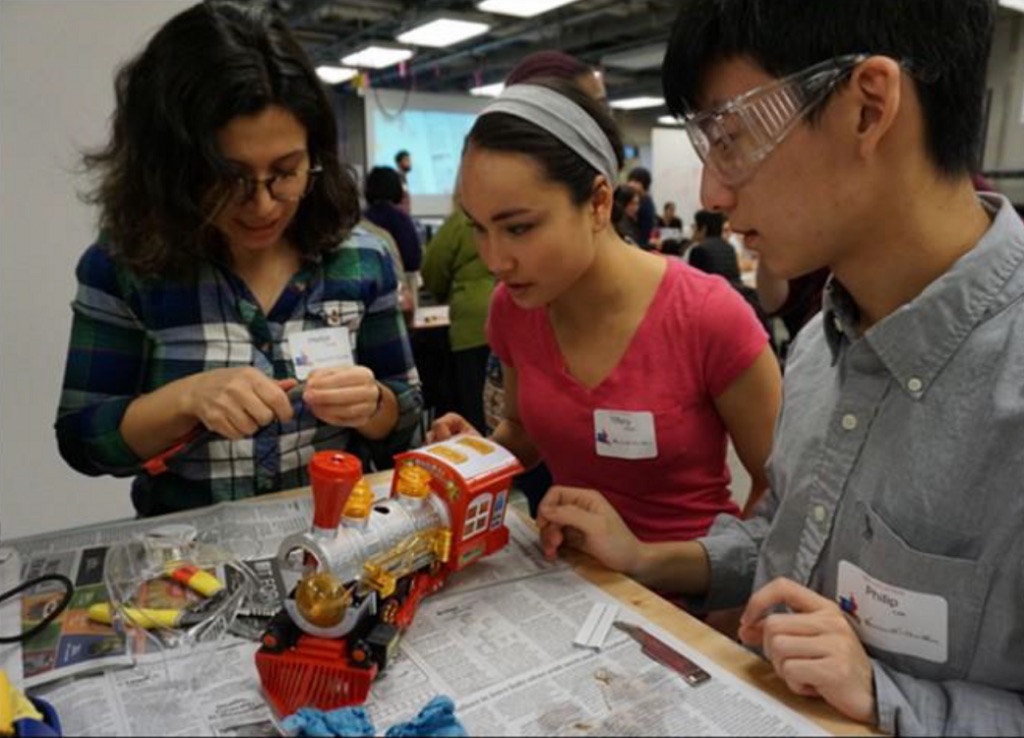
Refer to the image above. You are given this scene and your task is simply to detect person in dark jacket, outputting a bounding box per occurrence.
[690,210,774,344]
[627,166,657,249]
[364,166,422,272]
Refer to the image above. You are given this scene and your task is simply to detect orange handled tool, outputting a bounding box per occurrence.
[143,379,304,475]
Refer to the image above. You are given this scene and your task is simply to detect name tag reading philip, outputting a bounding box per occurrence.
[594,410,658,460]
[287,328,354,381]
[836,560,948,664]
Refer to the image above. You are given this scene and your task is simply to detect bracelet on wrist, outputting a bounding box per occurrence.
[371,382,385,417]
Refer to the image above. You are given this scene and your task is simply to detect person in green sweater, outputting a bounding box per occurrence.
[421,209,495,432]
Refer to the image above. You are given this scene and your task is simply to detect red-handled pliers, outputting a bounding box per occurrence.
[142,380,305,476]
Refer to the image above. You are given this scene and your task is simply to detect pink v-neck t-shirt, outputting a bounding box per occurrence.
[488,258,768,543]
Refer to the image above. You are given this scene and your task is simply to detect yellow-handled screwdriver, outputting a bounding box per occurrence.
[87,603,206,629]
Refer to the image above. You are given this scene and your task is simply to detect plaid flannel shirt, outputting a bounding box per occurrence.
[56,225,422,516]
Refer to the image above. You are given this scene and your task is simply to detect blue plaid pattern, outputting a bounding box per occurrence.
[56,225,422,515]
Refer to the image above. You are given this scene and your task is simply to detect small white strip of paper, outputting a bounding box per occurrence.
[574,603,619,651]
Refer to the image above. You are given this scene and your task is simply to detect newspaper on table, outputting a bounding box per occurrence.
[8,496,317,688]
[21,508,829,737]
[15,546,132,687]
[32,641,278,737]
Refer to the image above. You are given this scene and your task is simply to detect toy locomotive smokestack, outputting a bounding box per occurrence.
[309,451,363,538]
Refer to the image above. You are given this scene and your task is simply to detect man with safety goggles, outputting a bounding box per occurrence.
[536,1,1023,735]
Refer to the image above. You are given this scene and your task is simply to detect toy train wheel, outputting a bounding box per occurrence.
[260,610,299,653]
[349,639,373,670]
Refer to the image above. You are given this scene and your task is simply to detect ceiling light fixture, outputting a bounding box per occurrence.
[475,0,582,18]
[469,82,506,97]
[341,43,414,70]
[656,115,683,126]
[397,17,491,48]
[315,66,358,85]
[609,96,666,111]
[998,0,1024,12]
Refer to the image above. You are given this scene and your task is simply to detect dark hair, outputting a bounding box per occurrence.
[612,185,639,223]
[662,0,996,177]
[660,238,688,257]
[627,167,652,191]
[695,209,725,237]
[81,0,359,278]
[395,150,410,165]
[506,51,593,86]
[365,167,405,205]
[466,79,624,207]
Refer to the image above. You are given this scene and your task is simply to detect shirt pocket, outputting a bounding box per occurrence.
[306,300,364,354]
[833,500,992,682]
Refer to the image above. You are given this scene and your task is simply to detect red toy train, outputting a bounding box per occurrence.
[255,435,522,716]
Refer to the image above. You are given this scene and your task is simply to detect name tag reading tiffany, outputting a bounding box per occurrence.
[288,328,354,381]
[593,410,658,460]
[836,560,948,664]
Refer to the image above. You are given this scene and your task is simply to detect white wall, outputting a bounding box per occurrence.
[984,9,1024,203]
[0,0,195,540]
[651,126,704,224]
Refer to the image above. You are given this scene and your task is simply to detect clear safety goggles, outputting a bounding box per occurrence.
[680,54,869,186]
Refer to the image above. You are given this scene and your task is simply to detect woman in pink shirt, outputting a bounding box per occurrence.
[432,79,781,545]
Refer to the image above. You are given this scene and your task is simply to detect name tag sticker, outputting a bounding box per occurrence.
[837,560,948,664]
[287,328,354,381]
[594,410,658,460]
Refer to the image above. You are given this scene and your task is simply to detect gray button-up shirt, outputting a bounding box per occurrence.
[700,195,1024,736]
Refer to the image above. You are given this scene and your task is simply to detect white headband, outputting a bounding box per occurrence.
[479,84,619,185]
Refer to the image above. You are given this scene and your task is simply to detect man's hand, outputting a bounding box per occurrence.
[739,577,877,725]
[536,486,642,573]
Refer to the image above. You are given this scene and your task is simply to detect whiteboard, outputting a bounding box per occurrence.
[651,126,705,229]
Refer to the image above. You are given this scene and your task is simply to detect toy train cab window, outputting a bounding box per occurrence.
[255,435,522,717]
[463,495,491,539]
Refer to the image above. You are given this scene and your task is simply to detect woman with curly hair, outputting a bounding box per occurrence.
[57,1,421,516]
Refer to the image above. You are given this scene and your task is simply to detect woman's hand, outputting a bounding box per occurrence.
[183,368,296,440]
[303,367,382,428]
[536,486,643,573]
[428,413,482,442]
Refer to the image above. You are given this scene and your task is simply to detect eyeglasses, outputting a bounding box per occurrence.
[680,54,869,187]
[227,165,323,206]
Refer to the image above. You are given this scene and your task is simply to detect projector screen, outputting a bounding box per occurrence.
[364,89,488,217]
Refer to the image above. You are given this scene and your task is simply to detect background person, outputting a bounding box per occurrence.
[364,165,423,274]
[612,184,642,245]
[626,166,658,249]
[422,201,494,434]
[394,149,412,212]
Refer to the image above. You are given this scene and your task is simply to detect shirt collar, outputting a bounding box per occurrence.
[823,194,1024,399]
